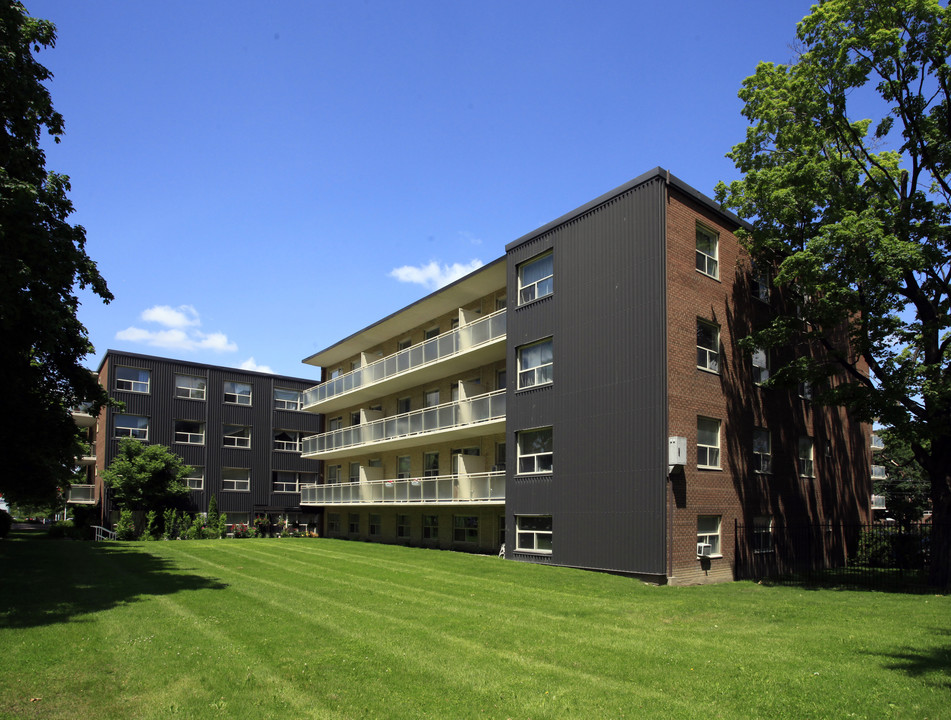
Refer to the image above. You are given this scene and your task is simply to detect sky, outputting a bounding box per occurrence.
[29,0,817,380]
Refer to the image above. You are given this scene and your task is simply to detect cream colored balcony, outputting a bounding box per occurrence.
[71,403,97,428]
[301,470,505,506]
[301,389,506,460]
[302,309,506,413]
[77,450,96,466]
[67,484,96,504]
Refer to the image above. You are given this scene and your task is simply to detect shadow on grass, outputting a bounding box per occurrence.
[0,529,227,629]
[754,568,937,595]
[873,629,951,690]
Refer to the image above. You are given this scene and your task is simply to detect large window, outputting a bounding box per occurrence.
[753,516,773,553]
[223,381,252,405]
[697,515,722,555]
[174,420,205,445]
[518,252,553,304]
[518,338,553,389]
[397,455,411,479]
[424,389,440,408]
[175,374,206,400]
[272,471,299,493]
[453,515,479,543]
[515,515,552,554]
[223,425,251,448]
[696,225,719,279]
[114,414,148,440]
[369,514,382,536]
[697,320,720,373]
[422,514,438,540]
[327,513,340,534]
[423,451,439,477]
[697,417,721,469]
[349,462,360,483]
[116,366,150,393]
[753,428,771,474]
[274,388,302,411]
[348,513,360,534]
[517,427,553,474]
[222,468,250,492]
[397,514,411,538]
[798,436,815,478]
[184,467,204,490]
[274,430,300,452]
[326,464,341,484]
[752,348,769,384]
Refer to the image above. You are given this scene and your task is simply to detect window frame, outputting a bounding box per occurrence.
[752,348,769,384]
[515,515,553,554]
[697,515,722,556]
[369,514,382,536]
[273,429,301,452]
[223,424,251,449]
[115,366,150,394]
[223,381,252,406]
[517,251,554,305]
[274,387,302,411]
[175,374,206,400]
[114,413,149,441]
[422,514,439,540]
[697,417,721,469]
[453,515,479,543]
[423,451,439,478]
[174,420,205,445]
[222,468,250,492]
[516,427,553,475]
[695,224,719,279]
[753,428,772,474]
[517,337,553,389]
[348,513,360,534]
[272,471,300,493]
[753,516,773,554]
[697,319,720,373]
[327,513,340,534]
[798,436,815,478]
[184,467,204,491]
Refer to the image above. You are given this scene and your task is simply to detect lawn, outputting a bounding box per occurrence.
[0,531,948,719]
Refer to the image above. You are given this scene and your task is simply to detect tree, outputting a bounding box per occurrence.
[716,0,951,587]
[101,439,191,513]
[0,1,113,506]
[875,428,932,527]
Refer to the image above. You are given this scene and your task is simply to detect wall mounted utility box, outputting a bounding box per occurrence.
[668,436,687,468]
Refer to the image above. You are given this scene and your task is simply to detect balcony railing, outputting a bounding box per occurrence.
[301,470,505,506]
[67,484,96,504]
[301,390,505,457]
[303,309,506,410]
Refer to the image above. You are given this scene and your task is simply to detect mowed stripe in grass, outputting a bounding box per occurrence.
[1,534,949,720]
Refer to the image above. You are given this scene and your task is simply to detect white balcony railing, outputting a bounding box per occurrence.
[870,434,884,450]
[871,494,887,510]
[303,309,506,409]
[301,390,506,457]
[301,471,505,506]
[67,484,96,504]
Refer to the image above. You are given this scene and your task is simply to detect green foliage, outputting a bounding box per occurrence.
[216,513,228,539]
[114,510,135,541]
[101,439,191,513]
[0,509,11,539]
[184,515,202,541]
[143,510,161,541]
[0,1,113,507]
[876,428,931,526]
[205,496,221,538]
[716,0,951,587]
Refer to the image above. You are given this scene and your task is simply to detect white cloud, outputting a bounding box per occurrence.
[116,306,237,353]
[140,304,200,328]
[240,357,274,374]
[389,259,484,290]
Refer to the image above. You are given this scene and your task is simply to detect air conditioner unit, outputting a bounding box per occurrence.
[697,543,713,557]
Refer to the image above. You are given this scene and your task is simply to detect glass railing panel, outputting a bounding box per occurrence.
[300,472,505,506]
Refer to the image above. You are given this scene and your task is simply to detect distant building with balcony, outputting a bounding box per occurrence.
[298,168,873,583]
[70,351,321,529]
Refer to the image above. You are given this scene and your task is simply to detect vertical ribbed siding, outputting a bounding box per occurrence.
[507,176,668,576]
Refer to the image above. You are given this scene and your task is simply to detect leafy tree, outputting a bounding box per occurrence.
[716,0,951,586]
[101,439,191,513]
[875,428,931,527]
[0,2,113,506]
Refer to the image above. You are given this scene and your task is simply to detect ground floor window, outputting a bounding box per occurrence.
[397,514,411,538]
[225,512,249,529]
[515,515,552,554]
[348,513,360,534]
[499,515,506,546]
[753,516,773,553]
[697,515,722,556]
[453,515,479,543]
[422,514,438,540]
[327,513,340,534]
[369,514,382,536]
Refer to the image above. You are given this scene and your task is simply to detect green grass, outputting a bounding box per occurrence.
[1,531,949,719]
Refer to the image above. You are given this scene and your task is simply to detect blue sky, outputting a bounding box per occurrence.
[31,0,816,379]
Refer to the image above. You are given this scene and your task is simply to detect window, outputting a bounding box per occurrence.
[398,338,412,351]
[114,414,148,440]
[328,416,343,431]
[274,388,302,411]
[453,515,479,543]
[222,468,250,492]
[349,462,360,483]
[348,513,360,534]
[753,428,771,474]
[184,467,204,490]
[116,366,150,393]
[223,425,251,448]
[515,515,552,554]
[752,348,769,384]
[798,381,813,400]
[753,516,773,553]
[495,442,506,472]
[697,320,720,373]
[326,464,341,484]
[871,465,887,479]
[175,374,206,400]
[274,430,300,452]
[174,420,205,445]
[423,452,439,477]
[497,369,507,391]
[397,514,411,538]
[327,513,340,534]
[369,514,382,536]
[397,455,411,479]
[697,515,722,555]
[798,436,815,478]
[697,417,721,469]
[696,225,718,279]
[422,514,438,540]
[518,252,553,304]
[517,427,553,474]
[496,295,507,311]
[272,471,299,493]
[424,327,439,341]
[424,389,440,408]
[397,397,411,414]
[350,411,361,426]
[752,265,769,302]
[518,338,553,389]
[223,381,252,405]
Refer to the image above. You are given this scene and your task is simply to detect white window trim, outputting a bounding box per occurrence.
[274,388,302,411]
[516,427,553,475]
[274,430,301,452]
[697,417,721,470]
[185,469,204,491]
[223,425,251,449]
[696,225,719,279]
[174,421,205,445]
[114,414,149,441]
[273,471,301,493]
[799,436,815,478]
[517,338,553,389]
[697,320,720,374]
[224,381,252,406]
[116,366,150,394]
[174,374,206,400]
[222,468,250,492]
[753,428,772,474]
[753,516,773,554]
[752,348,769,384]
[517,252,553,305]
[515,515,552,554]
[697,515,722,557]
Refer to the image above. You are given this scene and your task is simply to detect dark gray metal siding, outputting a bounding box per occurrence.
[507,176,668,576]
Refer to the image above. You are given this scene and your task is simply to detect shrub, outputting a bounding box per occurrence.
[115,510,136,541]
[231,523,251,538]
[142,510,161,540]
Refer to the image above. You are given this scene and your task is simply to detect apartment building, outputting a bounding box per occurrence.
[298,167,872,583]
[70,350,321,528]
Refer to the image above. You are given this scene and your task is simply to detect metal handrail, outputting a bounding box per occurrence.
[301,470,505,505]
[91,525,116,541]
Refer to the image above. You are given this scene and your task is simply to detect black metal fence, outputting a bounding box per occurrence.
[734,521,938,592]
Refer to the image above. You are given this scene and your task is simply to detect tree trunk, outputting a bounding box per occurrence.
[928,469,951,590]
